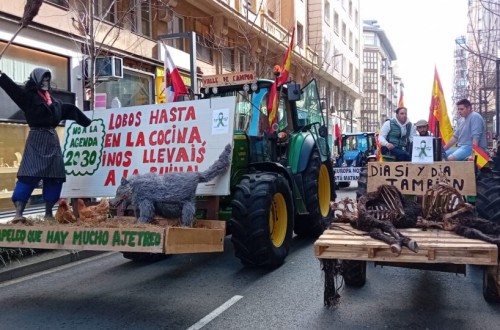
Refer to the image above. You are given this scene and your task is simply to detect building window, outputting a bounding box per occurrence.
[131,0,152,38]
[349,31,353,50]
[324,1,330,25]
[334,12,339,35]
[222,37,235,72]
[342,22,347,43]
[297,23,304,49]
[0,41,69,90]
[166,14,185,51]
[95,69,153,107]
[194,21,213,64]
[94,0,116,23]
[239,50,247,71]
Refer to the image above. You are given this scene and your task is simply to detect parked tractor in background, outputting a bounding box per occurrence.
[333,132,377,188]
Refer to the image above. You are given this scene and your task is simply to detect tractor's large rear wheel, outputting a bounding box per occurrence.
[230,173,294,268]
[476,171,500,224]
[294,149,334,238]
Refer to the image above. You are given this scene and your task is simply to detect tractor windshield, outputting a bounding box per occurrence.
[342,133,377,154]
[295,79,324,127]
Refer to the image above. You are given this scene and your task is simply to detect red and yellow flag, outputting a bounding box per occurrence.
[398,88,404,108]
[472,145,491,169]
[375,130,382,162]
[267,27,295,132]
[428,67,453,144]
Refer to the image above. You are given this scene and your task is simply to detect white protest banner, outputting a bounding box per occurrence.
[334,166,361,181]
[61,97,235,198]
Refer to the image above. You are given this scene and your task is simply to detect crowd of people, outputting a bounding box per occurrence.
[378,98,488,162]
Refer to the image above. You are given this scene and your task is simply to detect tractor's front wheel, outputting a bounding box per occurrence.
[294,149,334,238]
[230,173,294,268]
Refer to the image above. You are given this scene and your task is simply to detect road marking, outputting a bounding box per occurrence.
[186,295,243,330]
[0,252,116,288]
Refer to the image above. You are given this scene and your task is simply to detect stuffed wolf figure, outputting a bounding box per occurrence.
[114,144,232,226]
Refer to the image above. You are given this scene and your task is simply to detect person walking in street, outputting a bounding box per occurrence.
[443,98,487,161]
[0,67,92,223]
[378,107,416,161]
[415,119,432,136]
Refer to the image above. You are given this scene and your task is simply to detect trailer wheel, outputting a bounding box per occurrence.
[341,260,366,287]
[294,149,334,238]
[476,172,500,224]
[122,252,170,263]
[230,173,294,268]
[483,266,500,303]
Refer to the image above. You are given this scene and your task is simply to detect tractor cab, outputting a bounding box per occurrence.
[337,132,377,167]
[200,72,329,171]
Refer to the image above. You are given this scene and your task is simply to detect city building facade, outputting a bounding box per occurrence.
[361,20,399,132]
[463,0,500,147]
[0,0,363,214]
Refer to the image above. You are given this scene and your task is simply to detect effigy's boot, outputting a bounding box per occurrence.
[44,201,56,221]
[12,200,27,224]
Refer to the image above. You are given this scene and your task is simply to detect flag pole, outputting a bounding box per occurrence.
[433,121,442,161]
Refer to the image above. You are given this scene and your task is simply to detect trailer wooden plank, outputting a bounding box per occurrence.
[165,220,226,254]
[0,225,165,253]
[315,224,498,266]
[0,219,226,254]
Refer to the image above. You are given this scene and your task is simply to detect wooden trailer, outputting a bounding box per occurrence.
[0,218,226,255]
[315,161,500,305]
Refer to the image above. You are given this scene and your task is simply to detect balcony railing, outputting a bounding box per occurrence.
[261,14,287,42]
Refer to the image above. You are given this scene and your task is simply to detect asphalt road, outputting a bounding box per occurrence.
[1,183,500,329]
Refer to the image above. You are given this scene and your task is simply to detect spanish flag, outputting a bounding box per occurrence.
[375,130,382,162]
[428,67,453,144]
[472,145,491,169]
[267,27,295,132]
[398,88,404,108]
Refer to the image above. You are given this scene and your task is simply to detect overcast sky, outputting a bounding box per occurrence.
[360,0,469,122]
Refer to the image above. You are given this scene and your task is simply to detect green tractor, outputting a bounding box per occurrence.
[117,75,335,267]
[200,76,336,268]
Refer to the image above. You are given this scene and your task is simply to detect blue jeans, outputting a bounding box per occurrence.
[381,146,410,161]
[445,145,472,161]
[12,177,63,203]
